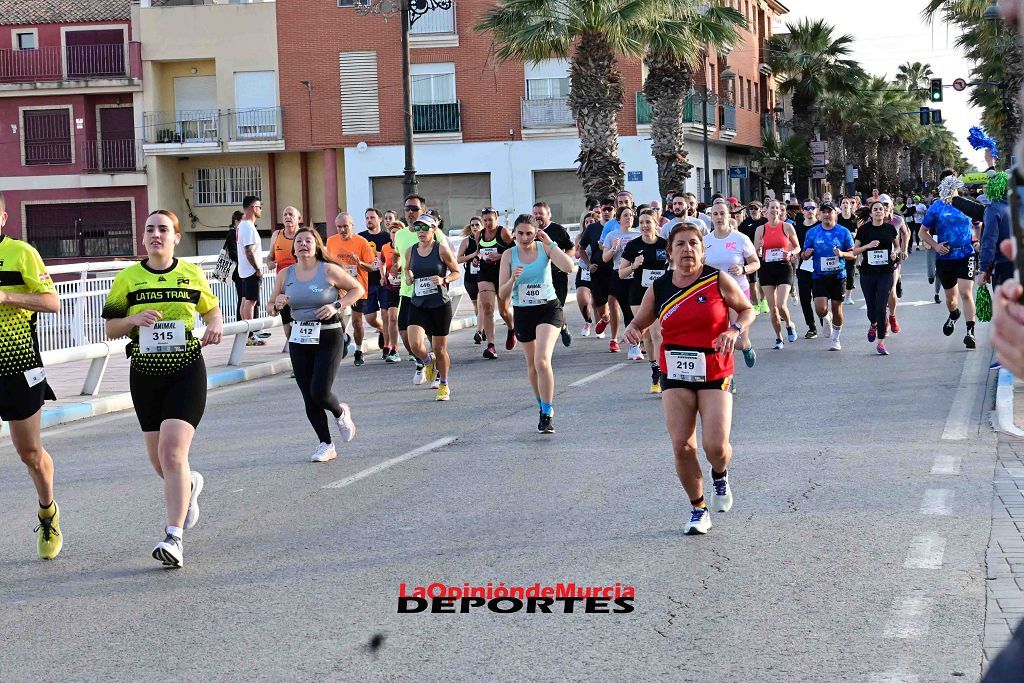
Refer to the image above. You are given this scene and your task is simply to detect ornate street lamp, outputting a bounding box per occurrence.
[354,0,454,198]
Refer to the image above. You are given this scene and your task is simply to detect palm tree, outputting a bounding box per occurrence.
[643,2,744,199]
[752,130,807,198]
[895,61,934,98]
[477,0,661,201]
[766,18,866,199]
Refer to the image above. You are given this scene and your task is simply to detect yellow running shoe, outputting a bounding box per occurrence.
[650,382,662,394]
[425,361,436,383]
[36,501,62,560]
[435,384,450,401]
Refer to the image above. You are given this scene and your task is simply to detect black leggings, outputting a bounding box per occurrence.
[796,269,816,330]
[289,327,344,444]
[860,269,895,339]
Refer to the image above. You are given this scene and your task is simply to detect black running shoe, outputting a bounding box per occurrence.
[538,412,554,434]
[342,333,351,358]
[943,310,960,336]
[804,329,818,339]
[964,332,976,349]
[473,331,483,345]
[559,326,572,347]
[483,345,497,360]
[928,276,935,285]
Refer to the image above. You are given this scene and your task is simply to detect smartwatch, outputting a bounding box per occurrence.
[730,322,743,333]
[333,300,343,310]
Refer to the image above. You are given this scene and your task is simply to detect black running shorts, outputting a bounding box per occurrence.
[811,275,846,302]
[130,357,207,432]
[407,300,454,337]
[936,254,977,291]
[513,300,565,343]
[0,369,56,421]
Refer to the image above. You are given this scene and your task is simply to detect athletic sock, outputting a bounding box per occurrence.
[38,500,55,518]
[583,313,592,324]
[690,496,705,508]
[967,320,976,333]
[540,401,553,416]
[711,469,727,480]
[832,325,842,341]
[536,396,543,409]
[439,378,448,385]
[167,525,183,540]
[949,308,961,321]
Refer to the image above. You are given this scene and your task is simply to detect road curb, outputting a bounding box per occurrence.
[1,314,480,435]
[994,368,1024,437]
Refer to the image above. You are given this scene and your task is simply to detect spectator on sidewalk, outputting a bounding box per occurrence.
[236,195,266,346]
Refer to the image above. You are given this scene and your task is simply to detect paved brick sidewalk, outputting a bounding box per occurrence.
[985,379,1024,663]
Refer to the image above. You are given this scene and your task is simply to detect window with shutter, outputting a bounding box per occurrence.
[339,51,379,135]
[22,108,72,166]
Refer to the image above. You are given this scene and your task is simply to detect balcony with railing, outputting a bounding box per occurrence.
[637,91,718,131]
[522,97,575,131]
[412,102,461,136]
[226,106,284,151]
[0,43,140,85]
[81,139,144,174]
[409,5,457,46]
[636,92,652,125]
[25,140,73,166]
[142,109,221,154]
[720,103,737,138]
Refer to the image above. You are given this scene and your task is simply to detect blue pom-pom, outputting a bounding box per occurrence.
[968,126,1000,157]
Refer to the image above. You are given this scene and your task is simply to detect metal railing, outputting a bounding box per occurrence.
[65,44,129,80]
[24,140,73,166]
[409,5,455,34]
[227,107,283,141]
[412,101,461,134]
[636,92,652,125]
[0,44,135,83]
[721,103,737,132]
[81,139,144,173]
[0,47,61,82]
[521,97,574,129]
[684,91,716,127]
[143,109,220,144]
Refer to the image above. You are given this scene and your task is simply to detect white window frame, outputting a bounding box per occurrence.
[193,166,262,207]
[410,63,456,105]
[12,29,38,50]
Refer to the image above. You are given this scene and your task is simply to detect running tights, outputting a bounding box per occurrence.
[796,269,816,330]
[860,269,895,339]
[290,327,344,444]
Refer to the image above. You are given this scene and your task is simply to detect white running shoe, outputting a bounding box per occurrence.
[431,378,441,390]
[413,365,425,385]
[184,471,204,530]
[596,331,606,339]
[829,339,842,351]
[152,530,183,568]
[310,442,337,463]
[684,507,712,535]
[844,293,855,305]
[711,471,733,512]
[822,315,833,339]
[581,323,591,337]
[336,403,356,443]
[627,344,643,361]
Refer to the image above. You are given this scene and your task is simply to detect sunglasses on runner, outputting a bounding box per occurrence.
[803,205,817,211]
[414,224,433,232]
[404,205,421,212]
[601,206,614,212]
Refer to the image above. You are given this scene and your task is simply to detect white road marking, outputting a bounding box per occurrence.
[930,455,962,476]
[868,671,920,683]
[896,300,942,307]
[322,436,457,490]
[920,489,953,516]
[904,533,946,569]
[882,596,932,639]
[941,336,990,440]
[570,363,628,387]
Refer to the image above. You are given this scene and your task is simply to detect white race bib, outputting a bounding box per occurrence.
[765,248,785,263]
[343,264,358,277]
[518,283,545,306]
[666,350,707,382]
[414,277,438,296]
[469,261,480,275]
[24,366,45,387]
[480,247,497,260]
[289,321,321,345]
[579,268,592,282]
[387,272,401,286]
[819,256,841,272]
[867,249,889,266]
[140,320,186,354]
[642,269,665,287]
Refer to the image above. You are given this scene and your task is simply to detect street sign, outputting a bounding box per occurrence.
[961,172,990,184]
[809,141,826,154]
[728,166,748,179]
[627,171,643,182]
[812,153,826,166]
[811,168,827,180]
[953,78,968,92]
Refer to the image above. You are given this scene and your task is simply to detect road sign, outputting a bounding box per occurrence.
[728,166,748,179]
[812,153,826,166]
[627,171,643,182]
[953,78,968,92]
[961,172,991,184]
[809,141,826,154]
[811,168,827,180]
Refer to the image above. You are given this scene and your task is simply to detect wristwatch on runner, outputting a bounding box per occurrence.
[730,322,743,333]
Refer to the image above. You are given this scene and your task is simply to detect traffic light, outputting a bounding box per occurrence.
[919,107,931,125]
[931,109,942,125]
[930,78,943,103]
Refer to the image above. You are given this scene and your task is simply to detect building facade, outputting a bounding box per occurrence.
[0,0,147,262]
[276,0,788,230]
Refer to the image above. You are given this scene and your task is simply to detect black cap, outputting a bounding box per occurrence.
[819,201,837,211]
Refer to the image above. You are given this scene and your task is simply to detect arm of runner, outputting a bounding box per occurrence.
[714,273,755,354]
[266,229,279,271]
[200,306,224,346]
[402,247,414,286]
[456,238,476,264]
[497,249,518,300]
[622,284,656,345]
[538,230,576,273]
[268,269,289,316]
[438,244,462,285]
[785,225,801,258]
[324,264,365,316]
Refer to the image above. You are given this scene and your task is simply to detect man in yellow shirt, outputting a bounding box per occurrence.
[0,192,63,559]
[326,212,375,366]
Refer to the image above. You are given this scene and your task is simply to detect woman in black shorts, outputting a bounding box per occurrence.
[457,216,485,344]
[403,214,462,401]
[102,210,224,568]
[619,208,668,393]
[754,199,801,349]
[475,208,516,358]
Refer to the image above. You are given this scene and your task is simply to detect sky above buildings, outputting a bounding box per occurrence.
[774,0,988,168]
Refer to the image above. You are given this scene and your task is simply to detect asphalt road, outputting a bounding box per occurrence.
[0,255,999,682]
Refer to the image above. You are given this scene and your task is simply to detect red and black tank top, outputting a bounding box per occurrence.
[654,265,733,380]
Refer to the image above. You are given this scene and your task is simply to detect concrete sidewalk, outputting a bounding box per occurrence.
[12,297,481,434]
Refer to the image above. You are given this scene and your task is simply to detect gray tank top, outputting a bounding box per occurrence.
[284,262,339,323]
[409,241,450,308]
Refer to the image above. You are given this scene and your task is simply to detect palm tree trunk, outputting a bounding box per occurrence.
[570,30,625,202]
[790,93,814,200]
[644,52,692,200]
[999,32,1024,162]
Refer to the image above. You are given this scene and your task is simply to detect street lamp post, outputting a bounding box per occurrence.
[698,66,735,204]
[355,0,453,199]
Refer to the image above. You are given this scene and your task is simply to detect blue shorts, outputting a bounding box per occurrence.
[364,283,391,314]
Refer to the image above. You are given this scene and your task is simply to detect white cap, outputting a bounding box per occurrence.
[878,194,893,204]
[413,214,438,229]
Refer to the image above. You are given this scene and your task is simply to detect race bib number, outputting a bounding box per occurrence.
[415,277,438,296]
[469,261,480,275]
[666,350,707,382]
[140,320,186,354]
[387,272,401,286]
[289,321,321,345]
[579,268,592,282]
[765,248,785,263]
[867,249,889,266]
[344,264,359,277]
[518,283,545,306]
[480,248,497,261]
[24,366,45,387]
[819,256,841,272]
[642,269,665,287]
